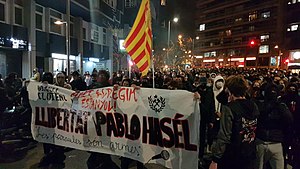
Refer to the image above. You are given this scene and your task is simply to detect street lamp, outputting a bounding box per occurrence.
[167,17,179,65]
[54,0,70,76]
[55,20,70,76]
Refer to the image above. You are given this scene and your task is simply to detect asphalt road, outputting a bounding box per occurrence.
[0,143,167,169]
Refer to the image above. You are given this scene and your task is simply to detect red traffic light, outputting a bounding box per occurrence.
[284,59,289,63]
[250,40,255,45]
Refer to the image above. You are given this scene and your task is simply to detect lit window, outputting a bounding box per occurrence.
[226,30,231,36]
[235,18,242,22]
[249,11,257,21]
[291,25,298,31]
[204,52,210,57]
[261,11,270,19]
[260,34,269,42]
[211,51,216,57]
[199,24,205,31]
[259,45,269,54]
[292,0,296,3]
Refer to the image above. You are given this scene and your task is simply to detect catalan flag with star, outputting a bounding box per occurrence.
[123,0,152,77]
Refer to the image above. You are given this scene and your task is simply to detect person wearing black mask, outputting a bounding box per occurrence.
[194,76,215,161]
[280,83,300,169]
[255,83,293,169]
[39,72,67,168]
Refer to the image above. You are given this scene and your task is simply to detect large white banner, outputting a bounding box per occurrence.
[28,82,200,169]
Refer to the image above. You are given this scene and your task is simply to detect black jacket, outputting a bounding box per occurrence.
[256,101,293,143]
[212,99,259,169]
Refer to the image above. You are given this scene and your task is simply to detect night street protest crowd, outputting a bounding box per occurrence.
[0,67,299,169]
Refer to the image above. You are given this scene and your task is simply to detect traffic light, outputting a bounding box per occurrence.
[284,59,289,64]
[249,40,255,46]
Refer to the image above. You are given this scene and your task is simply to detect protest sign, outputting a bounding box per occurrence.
[28,82,200,169]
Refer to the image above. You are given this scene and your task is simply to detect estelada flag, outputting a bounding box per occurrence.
[123,0,152,77]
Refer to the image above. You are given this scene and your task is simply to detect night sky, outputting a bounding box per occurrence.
[166,0,195,37]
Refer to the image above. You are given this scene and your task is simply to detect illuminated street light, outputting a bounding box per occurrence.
[274,45,279,49]
[196,36,200,40]
[178,34,182,39]
[173,17,179,23]
[167,17,179,65]
[54,20,66,25]
[163,48,166,51]
[54,19,70,76]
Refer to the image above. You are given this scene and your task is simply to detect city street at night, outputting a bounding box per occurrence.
[0,0,300,169]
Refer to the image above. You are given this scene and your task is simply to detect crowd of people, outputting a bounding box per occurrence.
[0,67,299,169]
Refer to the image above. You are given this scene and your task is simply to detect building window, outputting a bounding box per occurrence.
[261,11,270,19]
[260,34,269,42]
[259,45,269,54]
[70,16,74,37]
[204,51,216,57]
[125,0,136,8]
[103,28,107,45]
[0,1,5,22]
[14,5,23,25]
[35,4,44,30]
[82,28,87,40]
[235,17,242,22]
[249,11,257,21]
[225,30,231,36]
[249,26,255,31]
[50,9,63,34]
[199,24,205,31]
[291,24,299,31]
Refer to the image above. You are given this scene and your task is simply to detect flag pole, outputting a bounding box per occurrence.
[152,54,155,89]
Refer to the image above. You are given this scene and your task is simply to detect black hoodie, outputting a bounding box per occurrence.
[212,99,259,169]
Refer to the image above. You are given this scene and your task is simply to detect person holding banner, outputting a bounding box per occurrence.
[86,70,119,169]
[55,72,72,90]
[38,72,67,168]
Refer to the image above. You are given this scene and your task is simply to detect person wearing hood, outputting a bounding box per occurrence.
[255,83,293,169]
[194,76,215,160]
[280,83,300,169]
[210,75,259,169]
[207,75,225,152]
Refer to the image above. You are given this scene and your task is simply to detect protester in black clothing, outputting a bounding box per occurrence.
[70,71,87,91]
[280,83,299,169]
[210,75,260,169]
[0,87,11,113]
[87,70,119,169]
[194,76,215,160]
[38,72,66,168]
[89,70,111,89]
[255,83,293,169]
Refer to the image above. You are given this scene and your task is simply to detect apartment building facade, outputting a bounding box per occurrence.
[0,0,124,78]
[194,0,300,69]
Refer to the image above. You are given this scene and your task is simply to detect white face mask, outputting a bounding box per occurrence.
[216,81,224,89]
